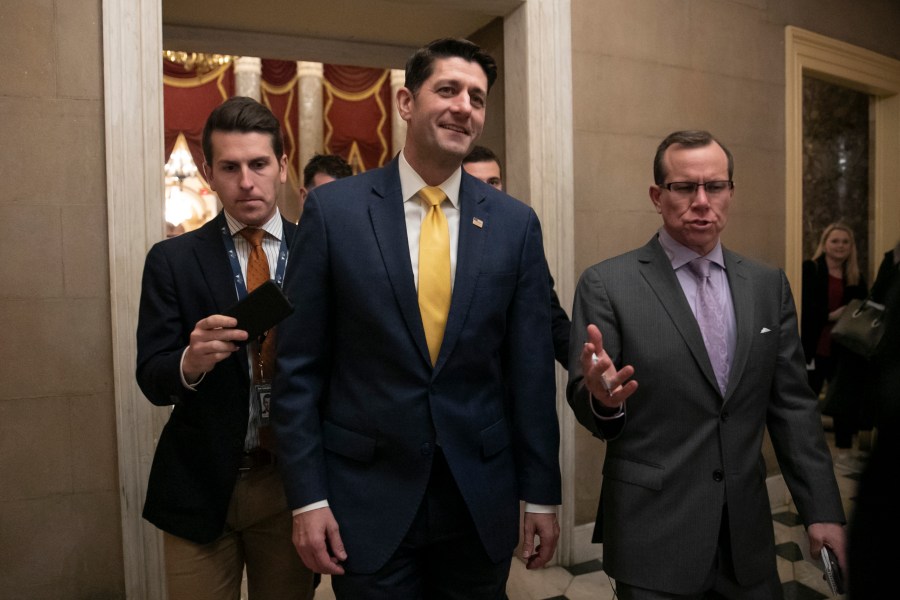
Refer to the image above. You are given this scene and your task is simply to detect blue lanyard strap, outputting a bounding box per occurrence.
[220,223,288,300]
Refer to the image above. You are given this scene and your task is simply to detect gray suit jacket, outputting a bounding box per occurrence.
[566,236,844,594]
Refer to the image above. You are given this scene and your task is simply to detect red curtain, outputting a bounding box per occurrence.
[323,65,392,173]
[163,59,393,182]
[261,59,300,188]
[163,60,234,178]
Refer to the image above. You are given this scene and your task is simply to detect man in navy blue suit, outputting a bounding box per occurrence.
[272,38,562,598]
[137,97,315,599]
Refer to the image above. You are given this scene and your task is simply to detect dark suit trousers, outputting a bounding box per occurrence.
[615,506,783,600]
[331,448,512,600]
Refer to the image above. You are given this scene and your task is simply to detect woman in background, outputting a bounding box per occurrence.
[801,223,868,467]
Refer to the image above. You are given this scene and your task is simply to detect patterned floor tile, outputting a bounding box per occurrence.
[782,579,828,600]
[776,541,805,562]
[565,559,603,577]
[772,510,803,527]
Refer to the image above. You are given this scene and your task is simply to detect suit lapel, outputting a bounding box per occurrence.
[722,250,753,402]
[368,163,433,366]
[193,213,241,313]
[638,238,721,395]
[435,174,489,372]
[190,212,250,381]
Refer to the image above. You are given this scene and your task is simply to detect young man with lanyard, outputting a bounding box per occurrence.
[136,96,315,599]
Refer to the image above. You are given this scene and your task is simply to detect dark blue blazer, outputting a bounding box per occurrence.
[272,159,562,574]
[137,212,297,544]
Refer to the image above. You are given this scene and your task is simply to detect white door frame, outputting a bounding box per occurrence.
[103,1,575,595]
[785,26,900,292]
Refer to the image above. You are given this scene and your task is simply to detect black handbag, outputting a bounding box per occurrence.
[831,297,886,358]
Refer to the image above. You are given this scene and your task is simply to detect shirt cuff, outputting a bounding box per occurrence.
[589,394,626,420]
[180,347,206,390]
[292,500,330,517]
[524,503,557,514]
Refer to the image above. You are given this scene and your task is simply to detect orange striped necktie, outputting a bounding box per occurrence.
[238,227,275,381]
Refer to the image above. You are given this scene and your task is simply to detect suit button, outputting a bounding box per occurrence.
[713,469,724,482]
[720,410,730,422]
[421,442,433,456]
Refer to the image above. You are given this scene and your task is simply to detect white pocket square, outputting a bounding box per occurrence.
[760,327,771,333]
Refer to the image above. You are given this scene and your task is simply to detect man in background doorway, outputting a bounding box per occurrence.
[297,153,353,216]
[462,145,572,369]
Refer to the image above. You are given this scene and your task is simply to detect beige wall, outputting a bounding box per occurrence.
[0,0,125,597]
[570,0,900,524]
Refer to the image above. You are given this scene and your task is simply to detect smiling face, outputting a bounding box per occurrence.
[397,56,487,179]
[649,142,733,256]
[204,131,287,227]
[823,227,853,263]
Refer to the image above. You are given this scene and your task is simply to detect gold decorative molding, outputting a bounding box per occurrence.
[164,50,234,75]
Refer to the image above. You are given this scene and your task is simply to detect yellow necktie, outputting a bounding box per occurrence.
[417,186,451,365]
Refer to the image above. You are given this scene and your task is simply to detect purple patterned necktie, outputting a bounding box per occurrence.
[689,257,729,394]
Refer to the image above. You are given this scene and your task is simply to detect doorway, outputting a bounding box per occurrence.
[785,26,900,294]
[103,1,575,597]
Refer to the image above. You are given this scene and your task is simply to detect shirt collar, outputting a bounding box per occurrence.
[398,149,461,209]
[657,227,726,271]
[224,208,283,241]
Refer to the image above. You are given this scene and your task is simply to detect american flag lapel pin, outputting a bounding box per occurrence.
[472,217,484,228]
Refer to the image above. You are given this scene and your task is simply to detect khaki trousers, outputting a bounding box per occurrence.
[164,464,315,600]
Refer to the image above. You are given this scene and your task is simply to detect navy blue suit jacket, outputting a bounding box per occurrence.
[137,212,297,544]
[272,159,561,574]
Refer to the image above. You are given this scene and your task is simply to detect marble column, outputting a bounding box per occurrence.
[505,0,576,566]
[390,69,406,154]
[233,56,261,100]
[297,61,324,173]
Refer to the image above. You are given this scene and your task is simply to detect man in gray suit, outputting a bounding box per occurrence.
[567,130,847,599]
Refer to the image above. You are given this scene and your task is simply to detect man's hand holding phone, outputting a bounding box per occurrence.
[821,545,845,596]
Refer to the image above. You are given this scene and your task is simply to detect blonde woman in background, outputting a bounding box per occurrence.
[801,223,869,469]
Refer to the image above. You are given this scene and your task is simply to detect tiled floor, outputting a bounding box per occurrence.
[311,420,860,600]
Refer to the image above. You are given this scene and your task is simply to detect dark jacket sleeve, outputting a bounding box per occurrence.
[549,274,572,370]
[800,259,823,363]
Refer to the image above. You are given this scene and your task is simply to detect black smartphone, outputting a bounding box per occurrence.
[223,280,294,341]
[820,545,845,595]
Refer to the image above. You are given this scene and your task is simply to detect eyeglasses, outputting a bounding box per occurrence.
[659,180,734,196]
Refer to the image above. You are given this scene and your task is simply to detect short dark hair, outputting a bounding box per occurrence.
[405,38,498,96]
[653,130,734,185]
[462,145,500,168]
[202,96,284,164]
[303,154,352,188]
